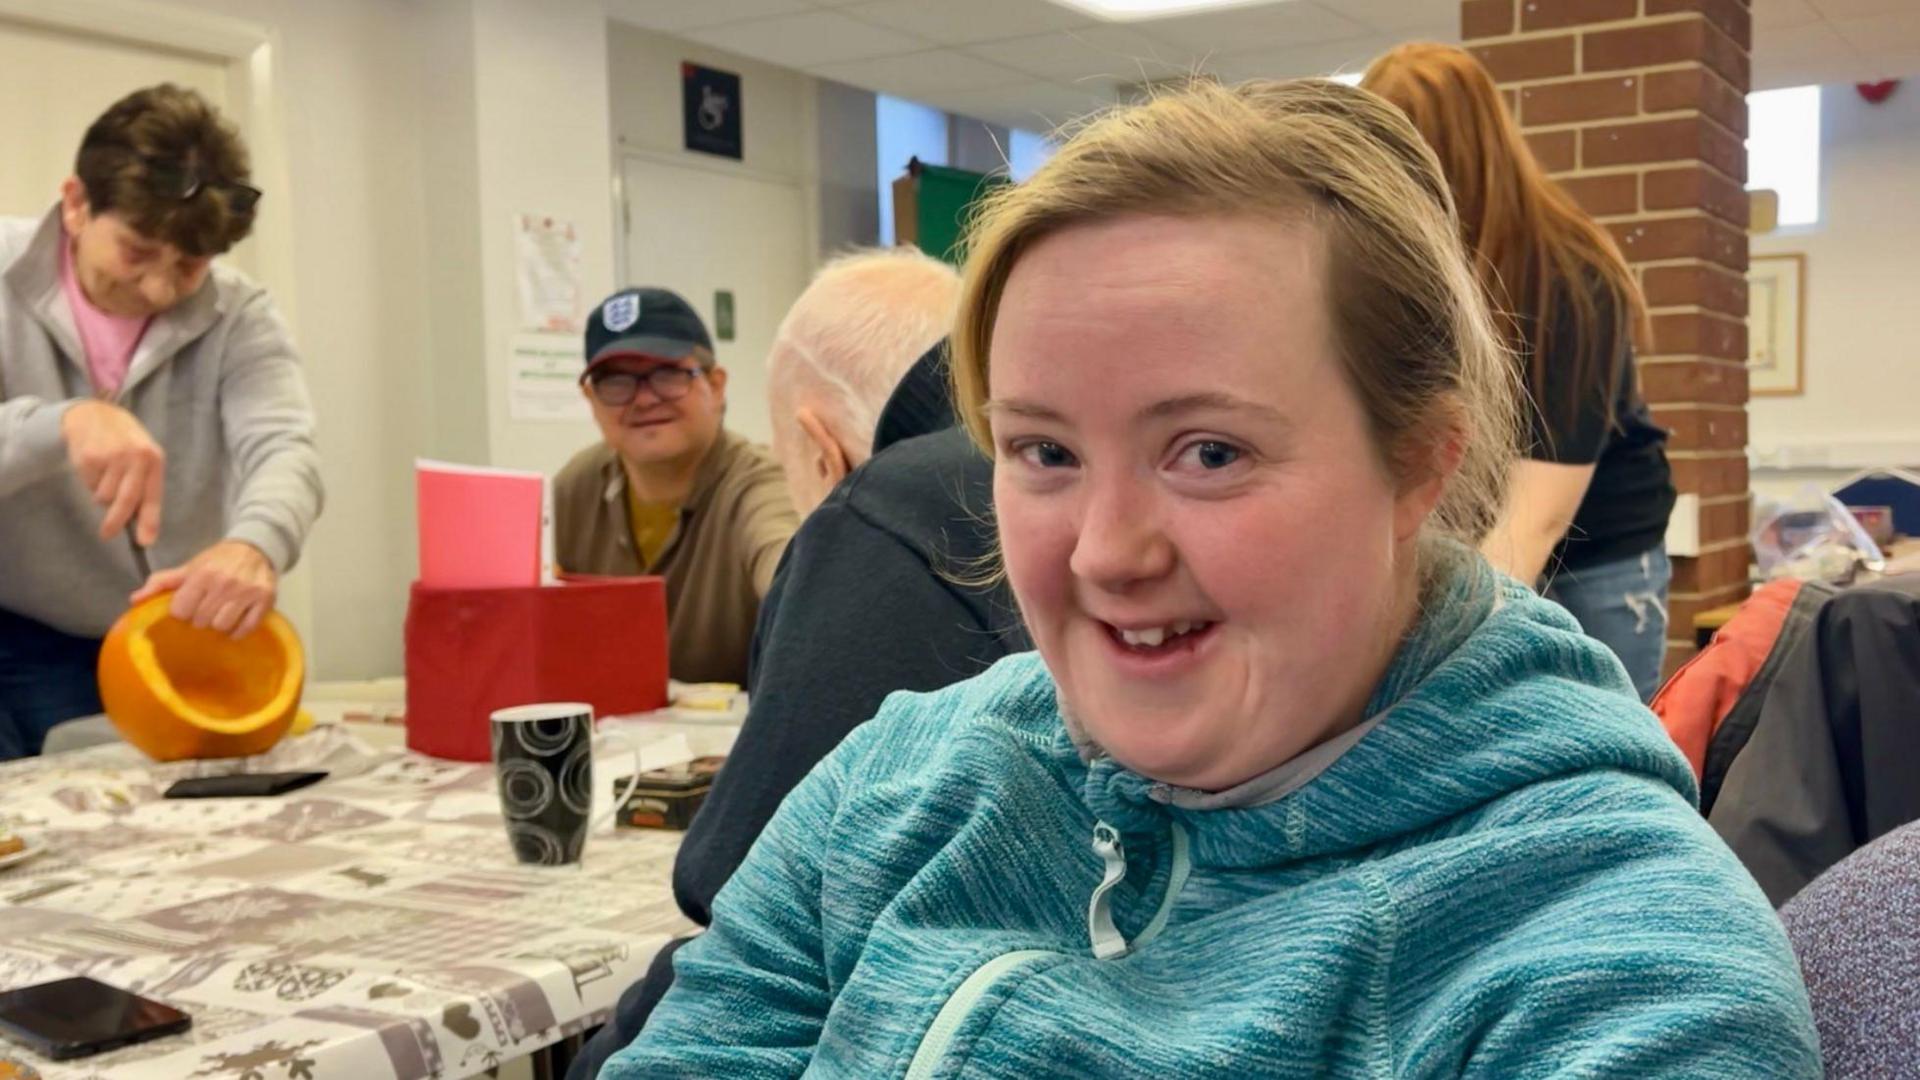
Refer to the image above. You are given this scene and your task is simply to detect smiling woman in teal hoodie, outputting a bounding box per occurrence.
[606,79,1818,1079]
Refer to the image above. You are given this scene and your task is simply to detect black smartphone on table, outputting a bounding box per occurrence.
[0,976,191,1060]
[163,770,328,799]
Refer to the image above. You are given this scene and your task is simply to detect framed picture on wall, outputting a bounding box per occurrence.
[1748,253,1805,396]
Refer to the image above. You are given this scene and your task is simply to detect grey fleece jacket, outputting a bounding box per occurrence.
[0,208,324,639]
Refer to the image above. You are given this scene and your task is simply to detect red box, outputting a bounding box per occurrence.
[403,577,669,761]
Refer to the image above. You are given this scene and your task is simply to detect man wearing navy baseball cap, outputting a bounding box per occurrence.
[552,287,796,685]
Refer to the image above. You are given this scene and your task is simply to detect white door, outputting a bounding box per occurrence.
[620,155,811,447]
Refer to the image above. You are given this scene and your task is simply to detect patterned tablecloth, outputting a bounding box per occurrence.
[0,723,693,1080]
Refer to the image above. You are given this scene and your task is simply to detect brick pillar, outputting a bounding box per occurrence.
[1461,0,1752,677]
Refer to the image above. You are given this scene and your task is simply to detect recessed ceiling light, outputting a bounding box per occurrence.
[1047,0,1290,23]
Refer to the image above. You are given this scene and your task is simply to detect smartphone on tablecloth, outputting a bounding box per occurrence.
[0,976,191,1060]
[162,771,329,799]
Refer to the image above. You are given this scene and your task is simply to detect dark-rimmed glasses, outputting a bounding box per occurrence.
[142,156,263,215]
[584,365,702,407]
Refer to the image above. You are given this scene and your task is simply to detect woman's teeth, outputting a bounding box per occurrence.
[1116,621,1207,648]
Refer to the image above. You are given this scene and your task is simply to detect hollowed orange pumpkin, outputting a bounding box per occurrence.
[98,593,306,761]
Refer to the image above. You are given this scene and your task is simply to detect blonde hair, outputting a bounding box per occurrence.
[951,78,1521,546]
[767,246,960,464]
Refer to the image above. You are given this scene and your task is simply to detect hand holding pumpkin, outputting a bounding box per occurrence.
[131,539,277,638]
[61,399,166,545]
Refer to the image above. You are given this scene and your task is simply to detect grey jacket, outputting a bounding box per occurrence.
[1702,574,1920,906]
[0,208,323,638]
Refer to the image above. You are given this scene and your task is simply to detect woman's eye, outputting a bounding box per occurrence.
[1016,441,1077,468]
[1178,440,1242,471]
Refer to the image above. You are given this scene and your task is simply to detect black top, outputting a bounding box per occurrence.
[1525,278,1676,574]
[675,346,1025,923]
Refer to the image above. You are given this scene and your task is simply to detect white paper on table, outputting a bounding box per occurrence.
[508,333,585,422]
[637,732,695,773]
[514,213,583,333]
[590,733,697,826]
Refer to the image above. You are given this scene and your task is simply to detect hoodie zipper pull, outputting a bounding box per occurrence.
[1087,822,1129,959]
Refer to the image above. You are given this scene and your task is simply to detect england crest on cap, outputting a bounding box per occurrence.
[603,292,641,333]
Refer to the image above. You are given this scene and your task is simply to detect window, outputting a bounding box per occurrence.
[1747,85,1820,227]
[1008,128,1054,182]
[876,94,949,246]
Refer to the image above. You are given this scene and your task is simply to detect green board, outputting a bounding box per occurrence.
[911,163,1010,266]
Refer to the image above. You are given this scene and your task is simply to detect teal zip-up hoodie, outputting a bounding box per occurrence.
[608,553,1819,1078]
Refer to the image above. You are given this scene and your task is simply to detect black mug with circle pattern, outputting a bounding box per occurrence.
[489,703,640,866]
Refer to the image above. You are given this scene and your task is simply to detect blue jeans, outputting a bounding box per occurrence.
[1543,545,1672,703]
[0,606,105,760]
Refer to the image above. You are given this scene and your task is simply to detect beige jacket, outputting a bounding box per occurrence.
[552,430,796,685]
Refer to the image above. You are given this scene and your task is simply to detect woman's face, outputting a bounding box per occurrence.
[988,214,1434,792]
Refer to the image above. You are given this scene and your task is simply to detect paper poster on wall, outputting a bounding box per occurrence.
[509,333,584,421]
[515,214,584,333]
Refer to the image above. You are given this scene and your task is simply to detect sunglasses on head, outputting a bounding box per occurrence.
[140,155,263,215]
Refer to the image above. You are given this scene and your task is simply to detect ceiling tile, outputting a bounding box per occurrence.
[1204,33,1400,81]
[1750,58,1855,89]
[606,0,812,34]
[923,79,1119,132]
[1752,21,1863,87]
[1829,11,1920,51]
[964,25,1187,83]
[1759,20,1856,60]
[1807,0,1915,18]
[1132,1,1373,56]
[1752,0,1824,30]
[1322,0,1459,32]
[684,9,930,67]
[841,0,1095,46]
[811,49,1033,95]
[1853,47,1920,80]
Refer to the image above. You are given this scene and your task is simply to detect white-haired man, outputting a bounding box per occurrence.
[764,246,958,516]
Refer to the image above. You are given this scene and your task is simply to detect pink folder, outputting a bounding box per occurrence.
[416,459,545,588]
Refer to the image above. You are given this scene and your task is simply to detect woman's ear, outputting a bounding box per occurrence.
[1392,415,1466,543]
[59,176,90,236]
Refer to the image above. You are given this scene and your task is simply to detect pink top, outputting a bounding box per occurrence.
[59,233,151,397]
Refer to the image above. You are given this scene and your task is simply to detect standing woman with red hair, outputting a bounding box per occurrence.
[1365,43,1676,701]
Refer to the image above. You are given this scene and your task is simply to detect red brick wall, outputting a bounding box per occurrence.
[1459,0,1753,678]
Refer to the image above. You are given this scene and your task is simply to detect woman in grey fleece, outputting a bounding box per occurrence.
[0,85,322,759]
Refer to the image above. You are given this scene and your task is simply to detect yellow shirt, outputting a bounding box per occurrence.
[626,488,680,569]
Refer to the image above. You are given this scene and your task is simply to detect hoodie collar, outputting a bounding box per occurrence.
[871,341,956,455]
[1059,542,1690,869]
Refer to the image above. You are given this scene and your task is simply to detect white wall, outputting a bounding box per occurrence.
[607,23,818,185]
[817,79,880,258]
[472,0,618,477]
[1749,83,1920,501]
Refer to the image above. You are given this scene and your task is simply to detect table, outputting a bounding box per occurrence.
[1693,601,1744,649]
[0,722,699,1080]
